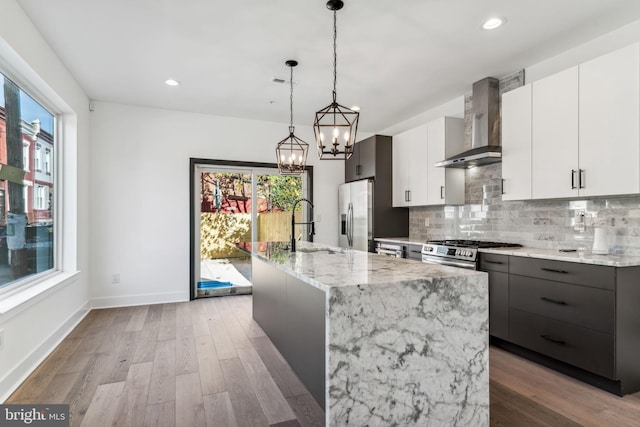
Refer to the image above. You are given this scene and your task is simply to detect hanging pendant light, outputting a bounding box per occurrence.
[276,60,309,175]
[314,0,359,160]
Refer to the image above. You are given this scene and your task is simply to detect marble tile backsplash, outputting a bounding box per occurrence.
[409,69,640,255]
[409,163,640,255]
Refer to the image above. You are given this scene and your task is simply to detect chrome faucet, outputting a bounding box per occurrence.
[291,198,315,252]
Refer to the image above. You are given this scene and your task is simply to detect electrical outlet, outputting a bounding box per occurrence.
[112,273,120,284]
[424,218,430,227]
[0,329,4,351]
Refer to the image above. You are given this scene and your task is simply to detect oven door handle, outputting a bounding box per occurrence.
[421,255,477,269]
[376,248,402,257]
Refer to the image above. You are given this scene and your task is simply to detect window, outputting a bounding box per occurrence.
[34,185,49,211]
[22,140,30,172]
[45,148,51,175]
[34,144,41,171]
[0,70,56,289]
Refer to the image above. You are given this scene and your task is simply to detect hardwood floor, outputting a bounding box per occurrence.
[490,346,640,427]
[6,295,640,426]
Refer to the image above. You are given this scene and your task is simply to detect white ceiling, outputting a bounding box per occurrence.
[16,0,640,133]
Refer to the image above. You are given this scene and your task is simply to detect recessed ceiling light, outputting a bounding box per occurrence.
[351,106,360,111]
[165,79,180,86]
[482,17,505,30]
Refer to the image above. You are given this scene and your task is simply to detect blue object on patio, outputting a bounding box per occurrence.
[197,280,233,289]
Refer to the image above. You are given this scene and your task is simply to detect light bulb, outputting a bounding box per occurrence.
[344,131,350,142]
[333,127,339,138]
[320,132,325,142]
[483,17,505,30]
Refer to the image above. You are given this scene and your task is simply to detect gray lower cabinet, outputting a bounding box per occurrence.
[482,253,640,395]
[406,243,423,261]
[252,257,326,409]
[479,253,509,340]
[509,308,614,378]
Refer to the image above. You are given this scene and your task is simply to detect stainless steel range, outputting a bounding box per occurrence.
[421,240,522,269]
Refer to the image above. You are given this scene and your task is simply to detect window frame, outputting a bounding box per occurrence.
[0,65,62,298]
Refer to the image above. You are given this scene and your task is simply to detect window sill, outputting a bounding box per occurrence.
[0,271,80,319]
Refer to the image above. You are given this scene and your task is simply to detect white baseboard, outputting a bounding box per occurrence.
[0,292,188,401]
[90,291,188,309]
[0,301,91,402]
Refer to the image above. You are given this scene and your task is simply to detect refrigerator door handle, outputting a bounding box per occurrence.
[347,202,351,246]
[348,203,354,247]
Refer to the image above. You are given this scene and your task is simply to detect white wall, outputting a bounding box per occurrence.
[526,19,640,83]
[0,0,91,401]
[380,18,640,137]
[89,102,344,307]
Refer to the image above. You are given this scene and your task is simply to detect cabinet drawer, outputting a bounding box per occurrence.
[479,253,509,273]
[510,275,614,333]
[509,309,614,379]
[406,244,423,261]
[509,256,615,290]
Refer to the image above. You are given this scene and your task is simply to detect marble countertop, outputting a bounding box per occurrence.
[480,246,640,267]
[242,240,490,425]
[238,241,485,293]
[367,237,640,267]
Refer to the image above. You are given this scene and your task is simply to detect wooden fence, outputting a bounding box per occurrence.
[200,211,302,259]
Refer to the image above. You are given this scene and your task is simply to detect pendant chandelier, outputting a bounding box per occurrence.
[314,0,359,160]
[276,60,309,175]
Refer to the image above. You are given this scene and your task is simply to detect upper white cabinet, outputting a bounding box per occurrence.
[532,66,579,199]
[392,117,465,207]
[502,42,640,200]
[426,117,465,205]
[579,43,639,197]
[392,124,428,207]
[501,84,532,201]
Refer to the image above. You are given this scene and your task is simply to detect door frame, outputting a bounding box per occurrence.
[189,158,314,300]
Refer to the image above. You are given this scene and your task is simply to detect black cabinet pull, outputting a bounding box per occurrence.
[571,169,577,189]
[541,296,568,306]
[356,165,361,176]
[541,334,566,345]
[485,260,504,265]
[541,267,569,274]
[501,178,505,195]
[579,169,585,189]
[440,186,444,199]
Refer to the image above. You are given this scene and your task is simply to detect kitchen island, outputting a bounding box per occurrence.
[237,241,489,426]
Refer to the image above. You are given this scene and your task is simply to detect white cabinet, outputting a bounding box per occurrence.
[579,43,640,197]
[393,117,464,207]
[426,117,465,205]
[392,124,427,207]
[501,43,640,200]
[532,67,579,199]
[501,84,532,201]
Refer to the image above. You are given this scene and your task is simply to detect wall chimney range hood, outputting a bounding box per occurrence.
[436,77,501,168]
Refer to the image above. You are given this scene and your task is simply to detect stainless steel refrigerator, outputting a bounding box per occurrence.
[338,179,373,252]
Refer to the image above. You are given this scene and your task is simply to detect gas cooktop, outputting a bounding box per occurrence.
[421,240,522,269]
[425,240,523,249]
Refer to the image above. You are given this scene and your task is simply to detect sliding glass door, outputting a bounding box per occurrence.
[192,161,310,299]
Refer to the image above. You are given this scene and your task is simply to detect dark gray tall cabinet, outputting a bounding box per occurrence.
[345,135,409,249]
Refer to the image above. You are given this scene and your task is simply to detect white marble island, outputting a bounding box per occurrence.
[238,241,489,426]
